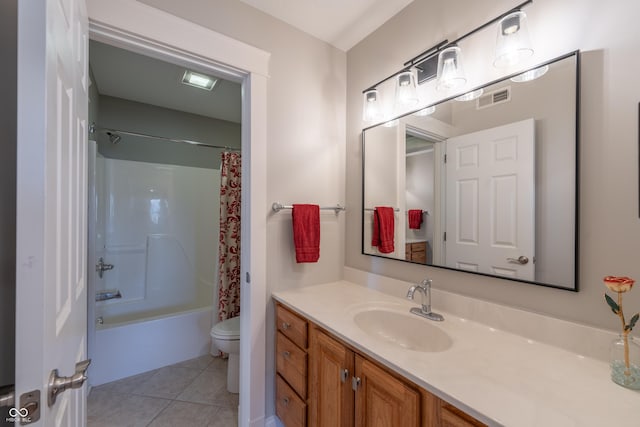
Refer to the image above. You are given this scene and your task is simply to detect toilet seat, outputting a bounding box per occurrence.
[211,316,240,340]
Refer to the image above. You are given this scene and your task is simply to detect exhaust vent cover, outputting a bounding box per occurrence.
[477,86,511,109]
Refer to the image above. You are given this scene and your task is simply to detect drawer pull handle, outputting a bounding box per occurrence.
[340,368,349,383]
[282,351,291,359]
[282,397,290,407]
[281,322,291,330]
[352,376,361,391]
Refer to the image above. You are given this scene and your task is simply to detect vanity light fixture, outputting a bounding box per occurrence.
[360,0,533,122]
[436,46,466,91]
[394,70,419,110]
[455,88,484,101]
[181,70,217,90]
[414,106,436,116]
[510,64,548,82]
[362,89,383,122]
[494,10,534,68]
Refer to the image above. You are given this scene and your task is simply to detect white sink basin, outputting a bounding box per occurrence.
[353,309,453,352]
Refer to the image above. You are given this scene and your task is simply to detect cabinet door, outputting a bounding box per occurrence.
[355,355,420,427]
[309,327,355,427]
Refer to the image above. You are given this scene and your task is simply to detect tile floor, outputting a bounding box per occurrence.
[88,355,238,427]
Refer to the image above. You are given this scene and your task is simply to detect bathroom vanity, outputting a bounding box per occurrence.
[273,280,640,427]
[275,302,484,426]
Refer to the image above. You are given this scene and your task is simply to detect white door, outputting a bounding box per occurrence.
[445,119,535,280]
[15,0,89,425]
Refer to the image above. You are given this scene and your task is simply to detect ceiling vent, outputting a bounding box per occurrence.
[476,86,511,109]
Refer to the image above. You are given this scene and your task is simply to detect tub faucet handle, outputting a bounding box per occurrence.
[96,257,114,278]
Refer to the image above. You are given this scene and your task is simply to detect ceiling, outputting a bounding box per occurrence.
[239,0,415,51]
[89,40,242,123]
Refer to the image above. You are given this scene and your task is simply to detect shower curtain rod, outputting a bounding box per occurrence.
[91,125,241,151]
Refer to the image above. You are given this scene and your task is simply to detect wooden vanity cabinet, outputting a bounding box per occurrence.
[354,354,420,427]
[310,326,420,427]
[309,326,354,426]
[275,303,309,427]
[278,304,486,427]
[405,241,427,264]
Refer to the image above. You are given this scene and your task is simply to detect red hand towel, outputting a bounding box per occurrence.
[292,204,320,263]
[408,209,423,229]
[371,207,395,254]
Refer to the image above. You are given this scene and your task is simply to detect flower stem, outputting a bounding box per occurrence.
[617,291,631,376]
[623,331,631,377]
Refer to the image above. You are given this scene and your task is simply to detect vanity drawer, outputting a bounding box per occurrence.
[441,403,487,427]
[276,303,308,349]
[276,332,307,399]
[411,241,426,253]
[412,251,426,264]
[276,374,307,427]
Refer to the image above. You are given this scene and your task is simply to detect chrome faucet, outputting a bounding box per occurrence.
[406,278,444,321]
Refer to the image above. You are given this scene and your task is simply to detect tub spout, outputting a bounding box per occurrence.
[95,289,122,302]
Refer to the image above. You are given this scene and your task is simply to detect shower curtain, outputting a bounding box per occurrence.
[218,151,242,321]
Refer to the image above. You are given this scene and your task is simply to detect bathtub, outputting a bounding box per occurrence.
[90,304,213,386]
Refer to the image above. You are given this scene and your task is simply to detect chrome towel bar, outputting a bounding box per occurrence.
[271,202,346,214]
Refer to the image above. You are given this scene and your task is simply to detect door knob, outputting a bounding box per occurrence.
[507,256,529,265]
[48,359,91,407]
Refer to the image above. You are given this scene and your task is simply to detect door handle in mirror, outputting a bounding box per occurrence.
[507,256,529,265]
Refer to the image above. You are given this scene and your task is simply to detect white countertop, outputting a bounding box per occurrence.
[272,281,640,427]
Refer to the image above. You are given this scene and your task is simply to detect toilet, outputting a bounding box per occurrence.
[210,316,240,393]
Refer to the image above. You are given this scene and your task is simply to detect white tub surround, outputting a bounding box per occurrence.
[273,281,640,427]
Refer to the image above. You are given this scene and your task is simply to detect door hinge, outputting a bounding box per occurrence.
[444,154,447,163]
[246,272,251,283]
[351,376,361,391]
[443,231,447,242]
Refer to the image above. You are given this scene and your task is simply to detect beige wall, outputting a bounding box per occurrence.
[347,0,640,330]
[137,0,347,418]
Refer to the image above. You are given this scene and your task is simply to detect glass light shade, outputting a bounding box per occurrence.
[455,88,484,101]
[436,46,467,91]
[494,11,534,68]
[511,65,549,82]
[362,89,382,122]
[414,106,436,116]
[394,70,419,109]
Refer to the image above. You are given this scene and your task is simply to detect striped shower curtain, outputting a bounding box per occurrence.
[217,152,241,321]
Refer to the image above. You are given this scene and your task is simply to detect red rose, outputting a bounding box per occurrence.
[604,276,635,293]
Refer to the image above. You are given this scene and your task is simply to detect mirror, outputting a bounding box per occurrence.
[362,52,579,290]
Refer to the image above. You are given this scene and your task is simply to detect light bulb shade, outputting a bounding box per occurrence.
[362,89,382,122]
[414,106,436,116]
[436,46,467,91]
[455,88,484,102]
[494,11,534,68]
[394,70,419,109]
[510,64,549,82]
